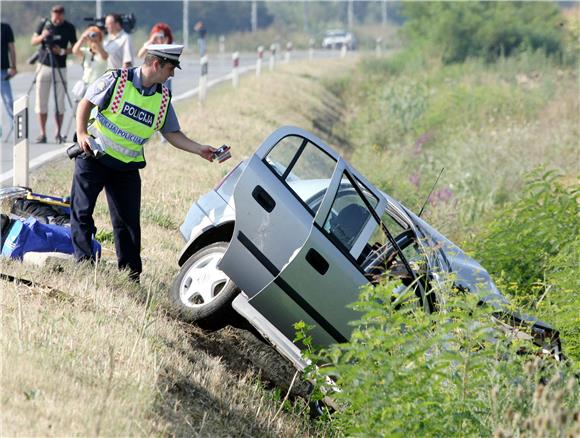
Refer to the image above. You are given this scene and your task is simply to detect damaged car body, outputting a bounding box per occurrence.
[171,126,564,372]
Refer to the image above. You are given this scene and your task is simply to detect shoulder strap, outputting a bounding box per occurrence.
[109,68,129,113]
[154,84,171,131]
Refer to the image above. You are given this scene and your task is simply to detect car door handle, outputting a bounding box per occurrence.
[306,248,329,275]
[252,185,276,213]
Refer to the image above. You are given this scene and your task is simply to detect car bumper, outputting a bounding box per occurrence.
[180,190,233,241]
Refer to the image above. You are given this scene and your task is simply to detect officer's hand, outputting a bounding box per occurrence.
[77,133,93,155]
[198,145,216,162]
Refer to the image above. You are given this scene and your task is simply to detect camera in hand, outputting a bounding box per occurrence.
[84,13,136,34]
[67,137,105,159]
[88,31,98,40]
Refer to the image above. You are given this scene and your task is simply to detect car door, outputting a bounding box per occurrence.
[247,166,389,347]
[218,126,341,297]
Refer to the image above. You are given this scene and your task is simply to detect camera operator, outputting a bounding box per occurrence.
[104,14,134,69]
[30,4,77,143]
[1,22,17,126]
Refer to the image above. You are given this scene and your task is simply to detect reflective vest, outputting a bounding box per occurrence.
[88,69,170,164]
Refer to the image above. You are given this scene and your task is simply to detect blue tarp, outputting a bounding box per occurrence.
[1,217,101,260]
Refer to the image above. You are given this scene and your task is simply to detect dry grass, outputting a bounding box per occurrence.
[0,56,358,437]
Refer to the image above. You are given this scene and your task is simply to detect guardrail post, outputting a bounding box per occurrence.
[285,41,292,63]
[232,52,240,88]
[13,95,29,187]
[309,38,315,60]
[219,35,225,54]
[256,46,264,77]
[269,43,276,71]
[199,55,208,104]
[376,37,382,57]
[340,44,347,58]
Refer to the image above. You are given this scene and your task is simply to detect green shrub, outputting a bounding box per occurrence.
[473,169,579,296]
[401,2,566,64]
[302,282,579,437]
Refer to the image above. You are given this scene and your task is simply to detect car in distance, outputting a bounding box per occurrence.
[171,126,563,373]
[322,29,356,50]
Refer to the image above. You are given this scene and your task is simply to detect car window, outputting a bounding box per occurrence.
[322,173,378,252]
[264,135,337,214]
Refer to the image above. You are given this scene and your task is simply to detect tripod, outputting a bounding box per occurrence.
[26,43,75,143]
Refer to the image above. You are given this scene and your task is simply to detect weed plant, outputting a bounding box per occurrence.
[301,281,580,437]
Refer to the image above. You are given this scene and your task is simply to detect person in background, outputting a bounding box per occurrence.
[137,23,174,90]
[72,44,218,282]
[104,13,133,69]
[71,26,108,98]
[30,4,77,143]
[194,21,206,58]
[1,22,17,128]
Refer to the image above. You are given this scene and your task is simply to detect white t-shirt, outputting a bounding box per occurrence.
[80,47,108,85]
[104,30,133,69]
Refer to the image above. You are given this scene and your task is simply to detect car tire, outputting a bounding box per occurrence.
[170,241,239,328]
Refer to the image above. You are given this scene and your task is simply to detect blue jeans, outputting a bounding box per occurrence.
[1,69,14,123]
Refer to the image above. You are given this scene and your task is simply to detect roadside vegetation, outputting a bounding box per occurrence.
[304,2,579,436]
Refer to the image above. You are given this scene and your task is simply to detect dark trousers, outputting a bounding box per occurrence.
[70,156,142,279]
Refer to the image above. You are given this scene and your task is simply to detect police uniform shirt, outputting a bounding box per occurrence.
[84,67,180,170]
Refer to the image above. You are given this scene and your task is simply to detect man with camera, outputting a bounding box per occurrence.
[30,4,77,144]
[104,14,134,69]
[1,22,17,126]
[71,44,219,283]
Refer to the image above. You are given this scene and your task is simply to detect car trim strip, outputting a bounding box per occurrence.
[237,231,348,344]
[238,231,280,276]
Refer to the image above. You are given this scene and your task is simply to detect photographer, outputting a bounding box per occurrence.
[1,22,17,126]
[137,23,174,90]
[104,14,134,69]
[30,5,77,144]
[71,26,108,99]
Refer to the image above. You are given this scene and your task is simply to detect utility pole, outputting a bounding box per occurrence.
[347,0,354,30]
[382,0,388,27]
[303,1,309,33]
[96,0,102,17]
[251,1,258,33]
[183,0,189,50]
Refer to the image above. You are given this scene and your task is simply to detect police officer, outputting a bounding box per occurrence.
[72,44,216,282]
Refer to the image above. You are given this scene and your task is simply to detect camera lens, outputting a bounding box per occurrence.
[89,32,97,39]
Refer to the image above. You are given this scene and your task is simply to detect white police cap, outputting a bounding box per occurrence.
[147,44,184,69]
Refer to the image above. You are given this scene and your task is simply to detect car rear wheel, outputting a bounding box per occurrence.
[170,241,239,327]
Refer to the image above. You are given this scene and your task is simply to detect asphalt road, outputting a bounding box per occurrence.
[0,49,341,186]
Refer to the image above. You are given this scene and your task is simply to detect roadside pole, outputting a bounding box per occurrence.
[12,96,29,187]
[219,35,225,55]
[285,42,292,64]
[309,38,315,60]
[340,44,347,58]
[376,37,382,57]
[232,52,240,88]
[256,46,264,77]
[199,55,208,104]
[269,43,276,71]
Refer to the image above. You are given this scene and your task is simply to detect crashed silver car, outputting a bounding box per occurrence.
[171,126,563,372]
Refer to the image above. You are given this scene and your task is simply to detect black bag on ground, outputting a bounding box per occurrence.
[11,198,70,226]
[1,213,14,248]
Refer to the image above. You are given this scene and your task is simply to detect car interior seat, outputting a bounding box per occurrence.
[330,203,370,250]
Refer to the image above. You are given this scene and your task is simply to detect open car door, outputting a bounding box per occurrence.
[247,166,389,346]
[218,126,343,297]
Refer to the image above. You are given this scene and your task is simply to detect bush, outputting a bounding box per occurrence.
[473,169,579,296]
[401,2,567,64]
[302,282,580,437]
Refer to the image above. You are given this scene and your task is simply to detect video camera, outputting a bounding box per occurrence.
[27,18,56,64]
[84,13,136,34]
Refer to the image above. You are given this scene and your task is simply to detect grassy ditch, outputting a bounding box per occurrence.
[0,57,356,436]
